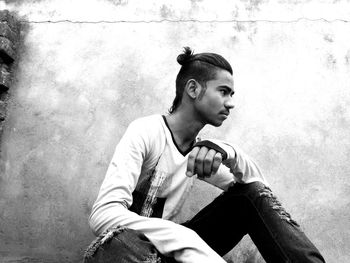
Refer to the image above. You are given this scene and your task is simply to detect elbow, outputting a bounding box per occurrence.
[88,211,100,236]
[88,204,108,236]
[88,202,127,236]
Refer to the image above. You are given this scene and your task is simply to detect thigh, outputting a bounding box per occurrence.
[232,182,325,263]
[184,181,325,263]
[83,226,165,263]
[182,186,250,256]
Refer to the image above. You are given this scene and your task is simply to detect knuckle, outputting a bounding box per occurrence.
[214,154,222,161]
[204,157,212,164]
[198,148,208,155]
[199,146,208,151]
[188,155,195,161]
[208,149,216,155]
[195,158,202,165]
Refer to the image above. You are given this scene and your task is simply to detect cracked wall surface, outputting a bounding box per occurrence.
[0,0,349,262]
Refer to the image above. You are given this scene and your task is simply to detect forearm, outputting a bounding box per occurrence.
[204,139,268,185]
[89,203,225,263]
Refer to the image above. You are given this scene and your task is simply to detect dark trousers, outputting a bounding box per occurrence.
[84,182,326,263]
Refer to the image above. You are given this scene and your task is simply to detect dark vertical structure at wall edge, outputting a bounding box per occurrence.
[0,9,21,141]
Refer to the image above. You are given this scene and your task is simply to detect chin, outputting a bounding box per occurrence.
[202,115,225,127]
[209,120,224,127]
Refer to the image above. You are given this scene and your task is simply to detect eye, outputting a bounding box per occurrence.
[220,89,229,96]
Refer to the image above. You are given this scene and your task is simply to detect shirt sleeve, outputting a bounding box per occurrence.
[89,119,226,263]
[200,139,268,190]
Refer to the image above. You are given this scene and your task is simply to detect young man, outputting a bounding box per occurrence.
[85,48,325,263]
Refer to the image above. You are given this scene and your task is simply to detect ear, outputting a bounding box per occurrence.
[185,79,201,99]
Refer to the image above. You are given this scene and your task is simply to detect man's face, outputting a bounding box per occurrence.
[194,69,235,126]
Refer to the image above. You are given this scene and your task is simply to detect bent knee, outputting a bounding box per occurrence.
[228,181,267,196]
[84,226,160,263]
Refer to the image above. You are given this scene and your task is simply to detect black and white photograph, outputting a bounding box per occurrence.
[0,1,349,262]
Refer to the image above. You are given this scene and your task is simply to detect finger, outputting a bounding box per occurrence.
[186,147,200,177]
[203,149,216,177]
[195,146,209,178]
[211,152,223,175]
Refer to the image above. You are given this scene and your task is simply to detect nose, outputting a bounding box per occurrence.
[224,96,235,110]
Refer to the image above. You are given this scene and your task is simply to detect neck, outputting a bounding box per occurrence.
[165,107,205,148]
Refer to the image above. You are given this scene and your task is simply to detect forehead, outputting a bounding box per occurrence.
[207,69,234,89]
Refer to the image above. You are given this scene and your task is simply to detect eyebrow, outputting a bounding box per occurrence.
[219,85,235,95]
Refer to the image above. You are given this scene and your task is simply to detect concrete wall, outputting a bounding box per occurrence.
[0,0,349,262]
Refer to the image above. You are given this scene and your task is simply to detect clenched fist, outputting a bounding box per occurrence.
[186,140,227,178]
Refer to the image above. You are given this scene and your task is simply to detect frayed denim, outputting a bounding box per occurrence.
[84,182,325,263]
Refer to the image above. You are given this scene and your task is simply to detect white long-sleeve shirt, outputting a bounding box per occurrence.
[89,114,267,263]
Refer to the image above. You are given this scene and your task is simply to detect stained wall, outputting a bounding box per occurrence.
[0,1,349,262]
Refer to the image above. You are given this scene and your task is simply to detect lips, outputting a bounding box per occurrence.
[219,111,230,117]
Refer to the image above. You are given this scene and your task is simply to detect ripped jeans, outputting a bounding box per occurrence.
[83,182,325,263]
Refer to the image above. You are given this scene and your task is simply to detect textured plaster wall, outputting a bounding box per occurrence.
[0,0,349,262]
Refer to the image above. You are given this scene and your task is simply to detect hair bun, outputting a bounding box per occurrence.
[177,46,194,66]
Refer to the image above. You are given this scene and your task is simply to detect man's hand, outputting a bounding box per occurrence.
[186,146,223,178]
